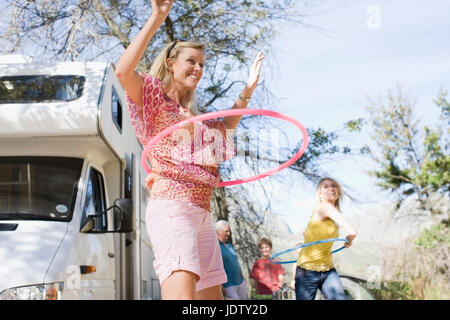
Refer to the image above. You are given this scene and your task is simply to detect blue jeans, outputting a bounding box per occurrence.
[295,266,346,300]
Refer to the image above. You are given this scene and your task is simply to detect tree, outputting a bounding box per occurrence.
[364,85,450,204]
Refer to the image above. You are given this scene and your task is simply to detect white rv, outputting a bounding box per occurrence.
[0,57,160,300]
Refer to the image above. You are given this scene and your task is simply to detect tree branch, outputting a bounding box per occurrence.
[92,0,130,48]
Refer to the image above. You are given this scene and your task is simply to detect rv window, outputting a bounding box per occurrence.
[0,75,85,103]
[80,167,107,232]
[0,157,83,221]
[112,87,122,132]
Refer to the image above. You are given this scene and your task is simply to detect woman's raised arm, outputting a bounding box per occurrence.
[115,0,173,107]
[223,51,265,130]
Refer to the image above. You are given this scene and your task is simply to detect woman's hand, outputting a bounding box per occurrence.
[242,51,265,97]
[344,234,356,248]
[222,51,265,130]
[151,0,173,19]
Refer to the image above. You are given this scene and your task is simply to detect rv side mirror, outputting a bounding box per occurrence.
[113,198,133,233]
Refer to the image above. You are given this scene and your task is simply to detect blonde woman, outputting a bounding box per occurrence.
[115,0,264,300]
[295,177,357,300]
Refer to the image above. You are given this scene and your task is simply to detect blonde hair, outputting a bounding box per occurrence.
[315,177,343,211]
[149,40,205,113]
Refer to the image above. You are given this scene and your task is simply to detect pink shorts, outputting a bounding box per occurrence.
[146,199,227,291]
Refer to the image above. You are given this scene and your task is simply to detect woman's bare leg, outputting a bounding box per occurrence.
[195,285,224,300]
[161,270,198,300]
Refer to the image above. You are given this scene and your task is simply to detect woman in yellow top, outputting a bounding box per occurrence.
[295,177,357,300]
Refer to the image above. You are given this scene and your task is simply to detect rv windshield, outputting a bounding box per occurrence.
[0,157,83,221]
[0,75,85,103]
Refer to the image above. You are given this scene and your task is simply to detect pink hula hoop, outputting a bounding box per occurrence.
[141,109,308,187]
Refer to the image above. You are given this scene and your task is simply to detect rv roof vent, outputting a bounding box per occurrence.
[0,54,33,64]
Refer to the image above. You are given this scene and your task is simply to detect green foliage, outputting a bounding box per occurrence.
[359,145,371,155]
[370,278,450,300]
[364,86,450,201]
[434,88,450,123]
[287,127,347,179]
[369,281,418,300]
[344,118,365,132]
[416,222,450,249]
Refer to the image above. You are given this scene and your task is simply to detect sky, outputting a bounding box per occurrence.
[251,0,450,233]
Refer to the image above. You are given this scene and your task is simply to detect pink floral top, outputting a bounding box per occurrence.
[125,72,235,211]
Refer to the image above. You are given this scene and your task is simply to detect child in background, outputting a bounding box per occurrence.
[251,237,286,297]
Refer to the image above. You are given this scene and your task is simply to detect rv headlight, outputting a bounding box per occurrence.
[0,282,63,300]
